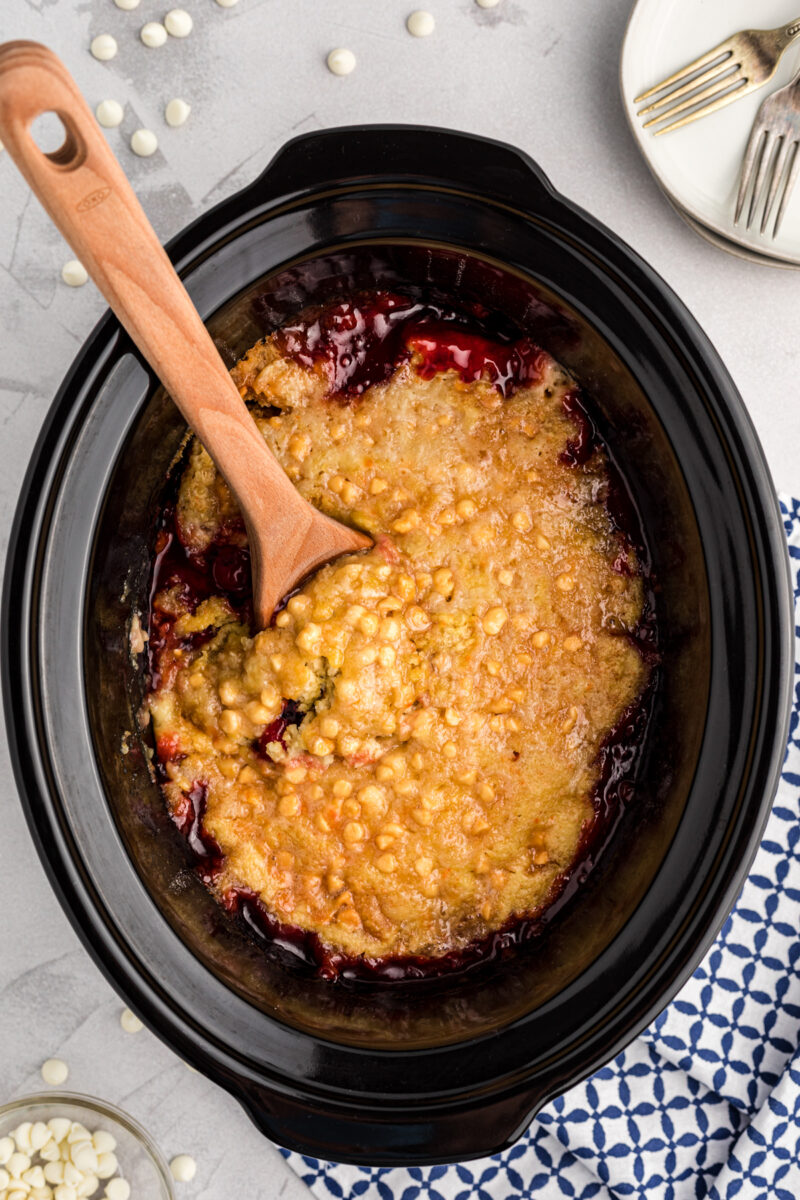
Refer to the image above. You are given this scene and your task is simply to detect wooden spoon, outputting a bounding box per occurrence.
[0,41,371,627]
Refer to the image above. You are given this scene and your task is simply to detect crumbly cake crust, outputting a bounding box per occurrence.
[148,313,648,962]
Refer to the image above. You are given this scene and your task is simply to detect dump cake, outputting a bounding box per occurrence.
[146,293,653,977]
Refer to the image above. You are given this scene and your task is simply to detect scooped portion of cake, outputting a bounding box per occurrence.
[146,293,651,969]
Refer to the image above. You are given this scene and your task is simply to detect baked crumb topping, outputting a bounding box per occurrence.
[147,298,650,965]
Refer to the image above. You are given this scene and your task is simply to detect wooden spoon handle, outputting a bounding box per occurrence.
[0,41,306,542]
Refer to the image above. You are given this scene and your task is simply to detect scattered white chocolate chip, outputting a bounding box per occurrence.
[476,0,501,6]
[165,98,191,127]
[95,99,124,128]
[164,9,193,37]
[114,0,141,8]
[119,1007,143,1033]
[326,48,356,76]
[130,128,158,157]
[105,1179,131,1200]
[169,1155,197,1183]
[140,21,168,47]
[407,10,435,36]
[61,261,87,289]
[41,1057,70,1084]
[90,34,118,61]
[215,0,239,6]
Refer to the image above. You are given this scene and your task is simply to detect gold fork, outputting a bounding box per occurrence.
[634,17,800,135]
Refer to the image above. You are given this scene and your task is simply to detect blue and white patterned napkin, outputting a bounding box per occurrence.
[282,496,800,1200]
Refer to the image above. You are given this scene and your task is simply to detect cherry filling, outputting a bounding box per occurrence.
[147,292,659,983]
[273,291,547,400]
[256,700,303,758]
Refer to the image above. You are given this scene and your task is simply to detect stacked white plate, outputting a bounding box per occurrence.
[621,0,800,268]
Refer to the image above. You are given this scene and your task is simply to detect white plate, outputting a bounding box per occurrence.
[621,0,800,264]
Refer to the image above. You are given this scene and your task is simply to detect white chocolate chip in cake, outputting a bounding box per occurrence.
[326,48,356,76]
[90,34,118,61]
[96,99,124,128]
[407,10,435,36]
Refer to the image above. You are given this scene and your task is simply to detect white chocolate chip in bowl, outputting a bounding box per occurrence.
[0,1097,173,1200]
[90,35,118,62]
[165,98,191,127]
[326,47,356,76]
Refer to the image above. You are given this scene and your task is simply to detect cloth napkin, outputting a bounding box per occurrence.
[282,495,800,1200]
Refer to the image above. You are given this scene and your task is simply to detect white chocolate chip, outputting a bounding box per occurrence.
[476,0,501,6]
[12,1124,33,1152]
[114,0,141,8]
[169,1155,196,1183]
[104,1180,130,1200]
[0,1167,9,1189]
[140,22,167,47]
[8,1151,32,1177]
[47,1121,71,1146]
[95,100,124,128]
[89,1135,115,1157]
[164,98,191,127]
[90,35,118,61]
[95,1152,117,1180]
[0,1137,13,1164]
[130,129,158,157]
[55,1185,78,1200]
[30,1125,50,1153]
[164,9,193,37]
[406,10,435,36]
[326,48,356,76]
[61,261,87,289]
[119,1008,143,1033]
[70,1144,98,1175]
[214,0,239,6]
[23,1165,46,1188]
[41,1057,70,1083]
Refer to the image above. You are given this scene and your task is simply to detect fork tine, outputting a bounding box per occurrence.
[634,45,732,104]
[644,73,747,130]
[773,141,800,236]
[637,59,738,116]
[761,136,790,233]
[747,130,774,227]
[735,126,768,225]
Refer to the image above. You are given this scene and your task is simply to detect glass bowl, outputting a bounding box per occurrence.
[0,1092,174,1199]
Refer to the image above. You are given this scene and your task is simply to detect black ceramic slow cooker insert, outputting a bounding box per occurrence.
[3,126,793,1165]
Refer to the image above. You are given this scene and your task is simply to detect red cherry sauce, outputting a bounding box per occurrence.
[147,292,659,984]
[273,292,547,400]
